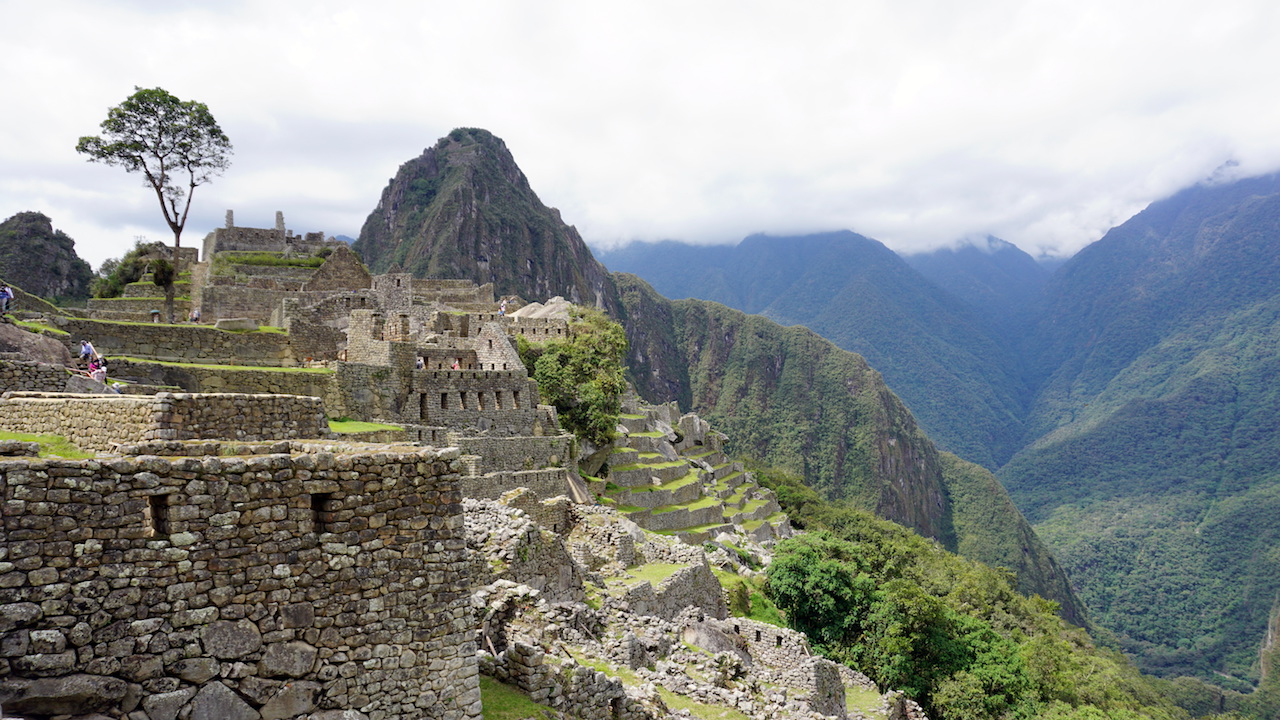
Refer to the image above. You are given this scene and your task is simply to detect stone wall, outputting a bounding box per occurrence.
[449,434,573,475]
[0,359,70,393]
[52,317,339,367]
[0,392,328,451]
[111,359,337,400]
[411,371,538,434]
[457,469,570,502]
[0,445,480,720]
[0,393,156,451]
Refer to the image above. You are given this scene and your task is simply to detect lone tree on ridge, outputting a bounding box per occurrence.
[76,86,232,321]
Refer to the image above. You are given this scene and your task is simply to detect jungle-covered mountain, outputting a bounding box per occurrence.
[351,128,1086,624]
[604,171,1280,692]
[600,232,1031,469]
[0,211,93,301]
[1000,173,1280,686]
[901,235,1050,349]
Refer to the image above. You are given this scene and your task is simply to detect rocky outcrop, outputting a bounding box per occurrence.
[0,212,93,300]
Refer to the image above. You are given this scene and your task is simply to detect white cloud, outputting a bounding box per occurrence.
[3,0,1280,270]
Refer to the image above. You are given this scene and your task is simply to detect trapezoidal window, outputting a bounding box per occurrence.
[147,494,171,538]
[513,390,521,408]
[311,493,334,534]
[441,392,449,410]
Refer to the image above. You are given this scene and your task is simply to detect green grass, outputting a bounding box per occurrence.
[116,357,333,374]
[10,317,70,336]
[652,495,720,515]
[328,419,403,434]
[656,687,751,720]
[628,430,666,438]
[619,413,646,419]
[479,676,553,720]
[847,686,885,718]
[622,562,684,585]
[0,431,94,459]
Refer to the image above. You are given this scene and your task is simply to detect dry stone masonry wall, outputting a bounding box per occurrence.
[0,392,329,452]
[0,445,480,720]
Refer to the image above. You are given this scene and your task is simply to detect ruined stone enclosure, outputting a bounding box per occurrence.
[0,443,481,720]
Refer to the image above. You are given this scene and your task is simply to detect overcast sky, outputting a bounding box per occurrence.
[4,0,1280,272]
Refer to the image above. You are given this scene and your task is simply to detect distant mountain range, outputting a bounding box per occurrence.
[602,173,1280,686]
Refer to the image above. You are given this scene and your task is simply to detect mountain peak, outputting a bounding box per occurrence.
[352,129,619,313]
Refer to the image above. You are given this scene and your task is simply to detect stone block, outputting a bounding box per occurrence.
[201,619,262,659]
[258,640,318,677]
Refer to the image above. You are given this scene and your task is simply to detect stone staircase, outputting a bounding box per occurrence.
[590,398,793,545]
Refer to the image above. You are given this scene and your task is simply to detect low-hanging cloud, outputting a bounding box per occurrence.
[4,0,1280,271]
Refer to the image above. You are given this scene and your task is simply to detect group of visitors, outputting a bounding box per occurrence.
[77,339,117,391]
[0,285,13,313]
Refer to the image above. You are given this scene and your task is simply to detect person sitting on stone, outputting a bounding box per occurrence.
[78,340,98,367]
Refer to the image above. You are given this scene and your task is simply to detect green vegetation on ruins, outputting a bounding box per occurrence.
[517,306,627,446]
[0,431,94,459]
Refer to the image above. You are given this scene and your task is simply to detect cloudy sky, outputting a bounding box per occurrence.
[4,0,1280,271]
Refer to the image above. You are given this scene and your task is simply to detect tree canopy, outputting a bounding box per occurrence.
[76,86,232,251]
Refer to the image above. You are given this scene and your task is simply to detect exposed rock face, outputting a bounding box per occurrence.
[0,212,93,299]
[0,322,74,365]
[353,128,621,315]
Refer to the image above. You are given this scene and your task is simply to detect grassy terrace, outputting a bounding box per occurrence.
[116,357,333,374]
[329,419,402,434]
[627,430,666,438]
[651,495,721,515]
[0,431,94,459]
[610,459,686,473]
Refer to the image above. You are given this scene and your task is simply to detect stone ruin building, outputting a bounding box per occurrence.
[0,212,892,720]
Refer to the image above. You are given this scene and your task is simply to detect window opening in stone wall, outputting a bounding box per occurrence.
[494,392,503,410]
[755,629,762,642]
[421,392,431,421]
[460,392,468,410]
[147,494,171,538]
[478,392,486,411]
[311,493,333,533]
[610,697,622,720]
[776,635,783,648]
[441,393,449,410]
[513,390,521,407]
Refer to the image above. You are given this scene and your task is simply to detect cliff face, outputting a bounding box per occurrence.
[353,128,621,315]
[0,212,93,300]
[615,272,1087,624]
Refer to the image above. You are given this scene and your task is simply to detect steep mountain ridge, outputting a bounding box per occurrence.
[999,173,1280,682]
[601,232,1030,469]
[615,273,1084,624]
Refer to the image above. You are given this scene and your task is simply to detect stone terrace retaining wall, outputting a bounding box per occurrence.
[52,317,339,366]
[449,433,574,475]
[0,446,480,720]
[0,359,70,393]
[111,359,338,401]
[0,392,328,451]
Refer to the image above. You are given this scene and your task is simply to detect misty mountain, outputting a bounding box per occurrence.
[600,231,1030,469]
[902,236,1049,347]
[1000,173,1280,683]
